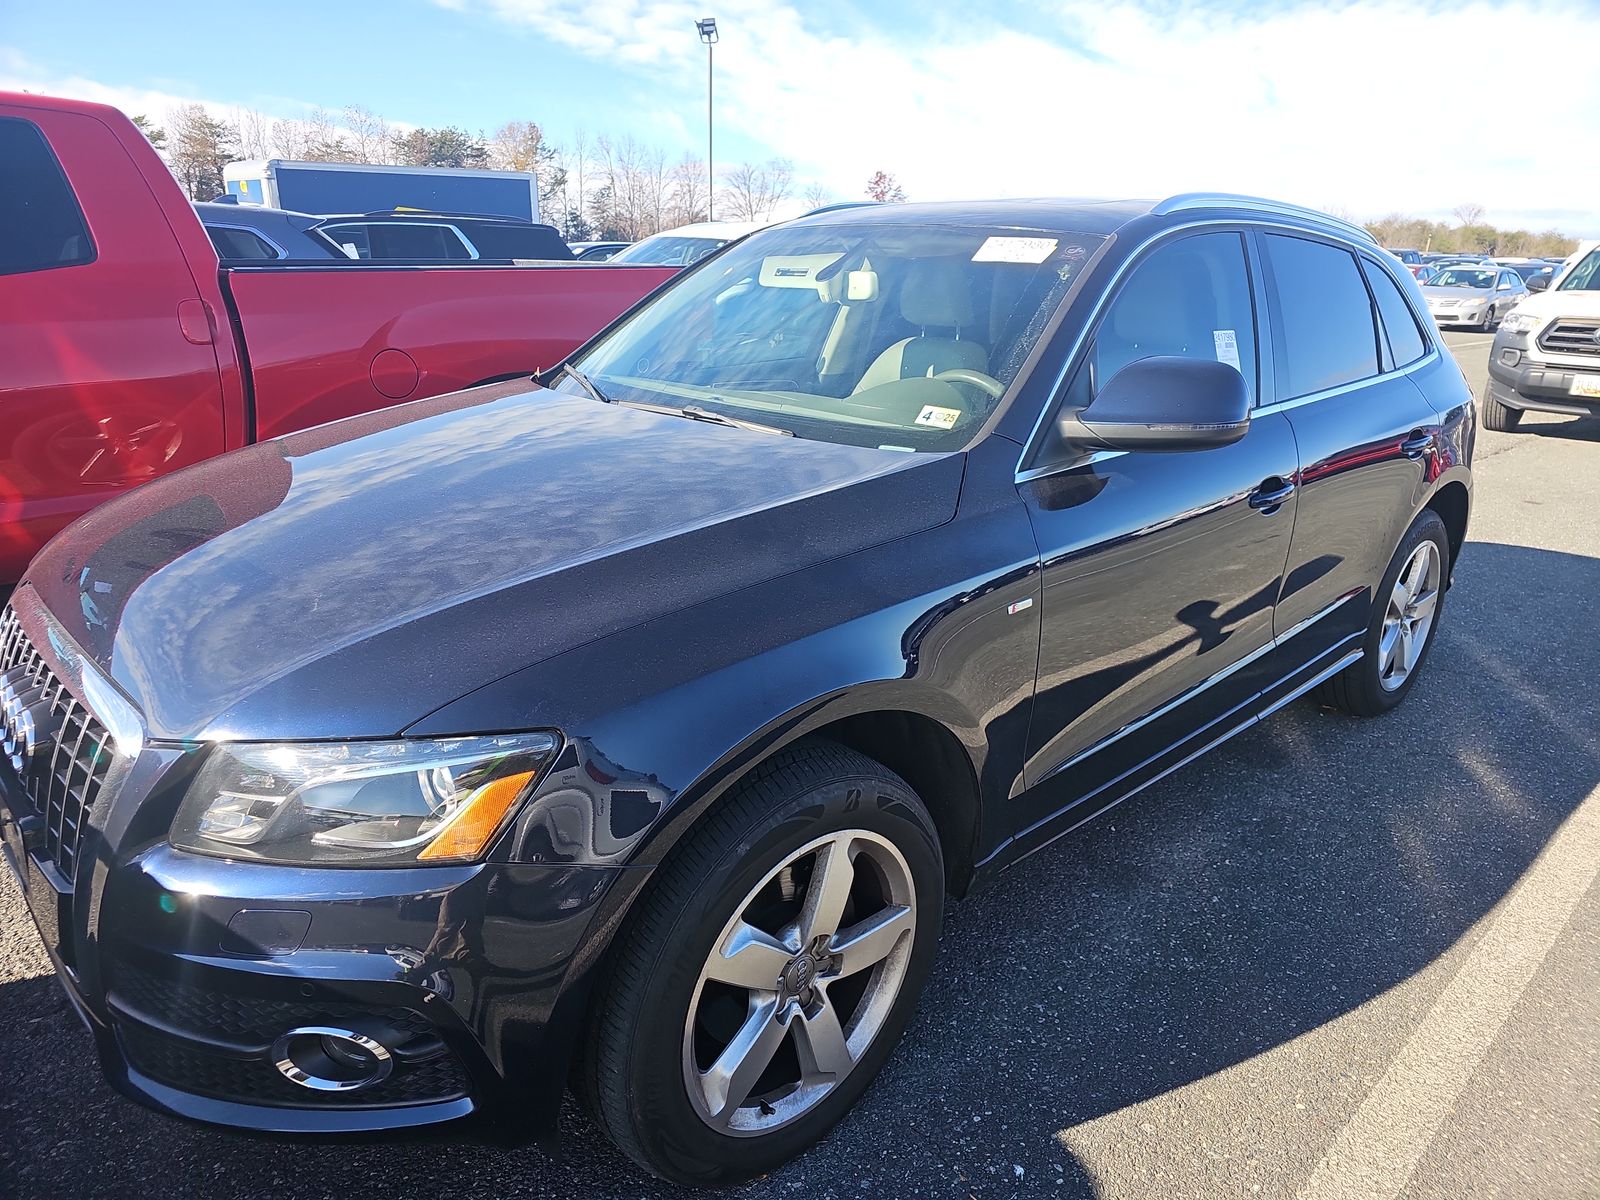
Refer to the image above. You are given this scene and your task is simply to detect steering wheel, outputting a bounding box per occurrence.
[932,368,1005,398]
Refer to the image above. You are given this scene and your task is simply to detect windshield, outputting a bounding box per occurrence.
[558,221,1104,452]
[1557,249,1600,291]
[1430,268,1495,289]
[610,234,727,266]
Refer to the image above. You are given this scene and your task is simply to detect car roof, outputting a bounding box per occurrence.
[783,193,1377,243]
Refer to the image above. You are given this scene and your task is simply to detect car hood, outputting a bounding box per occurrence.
[1503,287,1600,320]
[23,383,963,741]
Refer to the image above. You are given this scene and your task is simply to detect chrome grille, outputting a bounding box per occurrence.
[1537,319,1600,357]
[0,605,114,881]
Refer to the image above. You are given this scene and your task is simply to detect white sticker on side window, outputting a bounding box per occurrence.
[972,236,1058,264]
[914,405,961,429]
[1213,329,1242,371]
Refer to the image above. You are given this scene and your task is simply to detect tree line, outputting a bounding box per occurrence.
[1363,203,1577,259]
[138,103,908,240]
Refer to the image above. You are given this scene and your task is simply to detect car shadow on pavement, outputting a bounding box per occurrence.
[2,540,1596,1200]
[1515,413,1600,443]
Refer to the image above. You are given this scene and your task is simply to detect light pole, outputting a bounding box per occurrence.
[697,17,718,221]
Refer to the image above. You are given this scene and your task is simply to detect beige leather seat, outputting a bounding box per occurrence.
[852,260,988,394]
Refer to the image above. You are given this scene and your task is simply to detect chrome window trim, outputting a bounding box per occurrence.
[1014,216,1436,481]
[203,222,289,261]
[315,220,481,261]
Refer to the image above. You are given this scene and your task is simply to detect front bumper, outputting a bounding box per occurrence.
[1485,340,1600,418]
[1427,306,1487,326]
[0,748,633,1135]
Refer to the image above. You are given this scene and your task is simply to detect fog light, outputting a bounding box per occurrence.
[271,1026,393,1091]
[1499,348,1521,366]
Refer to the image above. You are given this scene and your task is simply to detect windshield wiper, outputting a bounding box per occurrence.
[604,395,793,437]
[547,361,610,404]
[680,405,794,437]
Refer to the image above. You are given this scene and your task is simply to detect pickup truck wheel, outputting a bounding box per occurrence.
[579,739,943,1186]
[1316,509,1449,717]
[1480,382,1523,432]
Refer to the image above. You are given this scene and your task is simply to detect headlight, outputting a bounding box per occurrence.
[1500,312,1541,335]
[170,733,559,865]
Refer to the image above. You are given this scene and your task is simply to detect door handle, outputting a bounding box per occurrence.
[1400,430,1433,458]
[1248,477,1296,512]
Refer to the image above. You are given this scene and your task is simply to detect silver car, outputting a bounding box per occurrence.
[1421,265,1527,329]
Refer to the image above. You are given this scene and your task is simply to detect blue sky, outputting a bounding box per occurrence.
[5,0,1599,235]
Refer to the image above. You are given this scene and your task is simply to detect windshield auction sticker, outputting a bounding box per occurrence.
[915,405,962,429]
[972,236,1058,264]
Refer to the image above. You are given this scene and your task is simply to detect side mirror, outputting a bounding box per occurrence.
[1526,274,1550,292]
[1059,356,1250,453]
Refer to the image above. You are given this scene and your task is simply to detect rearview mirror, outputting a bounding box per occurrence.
[1526,274,1550,292]
[1059,356,1250,453]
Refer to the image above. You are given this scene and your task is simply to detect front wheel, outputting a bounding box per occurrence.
[1480,382,1523,432]
[580,740,944,1186]
[1317,509,1449,716]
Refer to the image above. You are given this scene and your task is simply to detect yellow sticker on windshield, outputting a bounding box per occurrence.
[915,405,961,429]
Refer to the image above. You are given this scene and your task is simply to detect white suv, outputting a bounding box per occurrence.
[1482,241,1600,430]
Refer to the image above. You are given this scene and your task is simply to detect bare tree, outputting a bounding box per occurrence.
[668,157,709,226]
[234,109,272,159]
[1453,202,1486,227]
[801,180,833,210]
[720,158,795,221]
[344,105,392,164]
[301,107,355,161]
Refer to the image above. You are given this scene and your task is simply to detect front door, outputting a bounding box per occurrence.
[1015,229,1299,833]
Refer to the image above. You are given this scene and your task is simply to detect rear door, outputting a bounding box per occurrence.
[1258,232,1443,672]
[0,106,227,581]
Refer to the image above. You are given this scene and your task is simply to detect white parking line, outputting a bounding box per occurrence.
[1295,778,1600,1200]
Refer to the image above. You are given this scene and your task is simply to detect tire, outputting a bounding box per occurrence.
[1480,382,1523,432]
[1317,509,1449,717]
[1481,304,1498,331]
[580,739,945,1186]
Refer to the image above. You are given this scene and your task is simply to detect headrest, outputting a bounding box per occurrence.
[1110,253,1211,347]
[899,259,976,329]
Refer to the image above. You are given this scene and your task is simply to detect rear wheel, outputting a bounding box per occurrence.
[580,740,944,1186]
[1480,382,1523,432]
[1317,509,1449,716]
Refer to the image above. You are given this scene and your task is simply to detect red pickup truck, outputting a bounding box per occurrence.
[0,92,674,582]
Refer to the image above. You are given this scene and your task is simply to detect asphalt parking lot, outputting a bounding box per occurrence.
[3,328,1597,1200]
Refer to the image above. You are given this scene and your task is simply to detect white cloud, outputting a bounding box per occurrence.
[447,0,1600,235]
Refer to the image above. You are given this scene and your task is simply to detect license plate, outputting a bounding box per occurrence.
[1570,375,1600,399]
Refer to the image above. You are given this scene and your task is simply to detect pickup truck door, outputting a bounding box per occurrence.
[0,104,227,581]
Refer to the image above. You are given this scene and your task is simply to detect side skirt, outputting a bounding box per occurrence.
[973,637,1361,884]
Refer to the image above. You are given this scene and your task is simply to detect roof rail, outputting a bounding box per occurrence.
[1152,193,1375,244]
[355,208,535,223]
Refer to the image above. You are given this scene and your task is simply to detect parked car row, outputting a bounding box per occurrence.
[198,201,578,263]
[0,92,674,582]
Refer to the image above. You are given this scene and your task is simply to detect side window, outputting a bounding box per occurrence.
[206,226,283,261]
[367,223,474,260]
[0,117,96,276]
[319,223,372,259]
[1081,231,1258,406]
[1263,234,1378,399]
[1361,258,1427,368]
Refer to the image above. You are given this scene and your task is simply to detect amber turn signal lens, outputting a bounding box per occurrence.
[417,770,536,861]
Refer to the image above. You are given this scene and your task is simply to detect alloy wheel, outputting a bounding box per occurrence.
[682,829,917,1135]
[1378,539,1441,691]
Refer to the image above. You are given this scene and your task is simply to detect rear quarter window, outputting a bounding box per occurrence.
[1263,233,1379,399]
[1361,258,1428,368]
[0,116,96,276]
